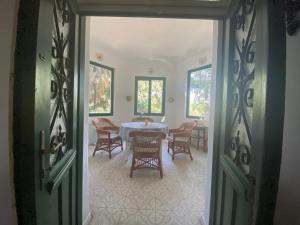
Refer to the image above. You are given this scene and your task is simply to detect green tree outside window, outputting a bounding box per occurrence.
[89,61,114,116]
[134,77,166,116]
[186,65,212,119]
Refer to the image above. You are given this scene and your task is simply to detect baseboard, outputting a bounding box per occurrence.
[200,215,208,225]
[83,212,92,225]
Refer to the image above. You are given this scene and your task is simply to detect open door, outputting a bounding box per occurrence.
[212,0,285,225]
[13,0,79,224]
[12,0,286,224]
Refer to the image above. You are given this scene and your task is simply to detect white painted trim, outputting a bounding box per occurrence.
[83,212,92,225]
[200,215,208,225]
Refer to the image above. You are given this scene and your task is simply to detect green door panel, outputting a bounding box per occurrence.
[212,0,286,225]
[14,0,78,225]
[216,156,252,225]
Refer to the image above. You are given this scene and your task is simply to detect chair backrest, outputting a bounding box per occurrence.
[173,130,193,143]
[132,117,154,123]
[92,118,115,129]
[129,131,166,153]
[179,121,197,131]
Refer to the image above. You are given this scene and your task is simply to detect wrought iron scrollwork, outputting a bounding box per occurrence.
[50,0,73,166]
[285,0,300,35]
[228,0,256,175]
[230,131,251,167]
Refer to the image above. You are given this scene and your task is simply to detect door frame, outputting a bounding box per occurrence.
[16,0,284,224]
[75,0,286,225]
[75,0,236,18]
[75,0,237,225]
[75,4,231,225]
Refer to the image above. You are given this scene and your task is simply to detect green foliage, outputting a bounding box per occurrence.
[151,80,163,113]
[187,66,212,118]
[137,80,149,113]
[136,77,165,115]
[189,102,209,118]
[89,64,112,114]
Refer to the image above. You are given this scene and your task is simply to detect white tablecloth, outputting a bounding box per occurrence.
[120,122,168,141]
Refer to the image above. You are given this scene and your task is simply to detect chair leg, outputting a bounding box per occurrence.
[130,157,135,178]
[204,138,208,152]
[121,140,124,151]
[188,146,193,160]
[172,143,175,160]
[158,158,163,179]
[108,142,112,159]
[93,144,97,156]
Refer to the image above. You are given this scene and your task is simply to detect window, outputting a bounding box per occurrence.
[89,61,114,116]
[134,77,166,116]
[186,65,212,119]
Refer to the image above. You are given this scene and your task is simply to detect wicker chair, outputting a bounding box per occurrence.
[92,118,123,159]
[167,121,197,160]
[129,131,166,178]
[131,117,154,123]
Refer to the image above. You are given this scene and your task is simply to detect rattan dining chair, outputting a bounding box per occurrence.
[131,117,154,122]
[129,131,166,178]
[92,118,123,159]
[167,121,197,160]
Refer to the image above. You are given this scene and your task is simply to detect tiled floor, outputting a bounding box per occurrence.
[88,142,208,225]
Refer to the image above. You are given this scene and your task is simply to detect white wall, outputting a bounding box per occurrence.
[82,18,91,225]
[201,20,218,225]
[1,7,298,225]
[2,4,297,225]
[88,33,213,144]
[88,18,300,225]
[0,0,18,225]
[88,41,178,144]
[174,48,212,127]
[274,31,300,225]
[88,19,215,225]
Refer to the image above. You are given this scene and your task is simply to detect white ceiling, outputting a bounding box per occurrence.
[90,17,213,62]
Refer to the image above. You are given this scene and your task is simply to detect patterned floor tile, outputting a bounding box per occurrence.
[90,208,123,225]
[155,210,185,225]
[118,209,155,225]
[89,143,207,225]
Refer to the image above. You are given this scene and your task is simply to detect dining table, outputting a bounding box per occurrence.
[120,121,168,150]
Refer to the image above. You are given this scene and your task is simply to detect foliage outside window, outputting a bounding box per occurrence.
[89,61,114,116]
[134,77,166,116]
[186,65,212,119]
